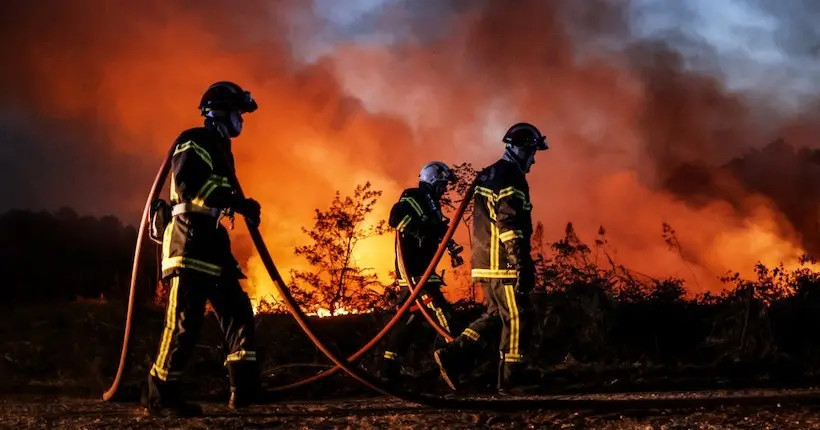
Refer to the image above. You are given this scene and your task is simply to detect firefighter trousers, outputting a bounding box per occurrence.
[146,269,256,406]
[453,278,531,364]
[383,284,453,363]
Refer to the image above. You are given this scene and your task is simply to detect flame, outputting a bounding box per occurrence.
[7,1,820,304]
[309,306,372,318]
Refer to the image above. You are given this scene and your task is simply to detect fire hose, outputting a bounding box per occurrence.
[103,148,820,411]
[394,233,455,343]
[102,145,173,402]
[100,143,467,402]
[264,196,467,393]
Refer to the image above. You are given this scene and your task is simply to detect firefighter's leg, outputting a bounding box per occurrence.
[496,280,535,392]
[379,287,419,382]
[144,272,209,417]
[434,281,501,391]
[423,285,454,349]
[209,276,259,409]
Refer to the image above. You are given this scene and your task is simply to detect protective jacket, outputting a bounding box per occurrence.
[470,158,534,283]
[161,126,244,279]
[389,186,446,286]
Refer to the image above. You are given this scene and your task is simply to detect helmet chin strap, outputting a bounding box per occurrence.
[205,112,240,139]
[503,147,533,173]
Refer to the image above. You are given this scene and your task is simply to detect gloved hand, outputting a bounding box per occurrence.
[447,240,464,268]
[233,196,261,227]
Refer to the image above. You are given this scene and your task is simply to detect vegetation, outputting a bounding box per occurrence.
[6,143,820,396]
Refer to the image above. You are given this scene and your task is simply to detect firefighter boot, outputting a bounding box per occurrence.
[433,345,467,391]
[497,357,541,396]
[227,360,261,409]
[141,375,203,418]
[377,355,402,384]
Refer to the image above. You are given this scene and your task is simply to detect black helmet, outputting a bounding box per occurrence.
[502,122,548,150]
[198,81,258,115]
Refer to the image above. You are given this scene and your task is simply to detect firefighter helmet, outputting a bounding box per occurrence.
[419,161,457,197]
[502,122,548,150]
[198,81,258,115]
[502,122,547,173]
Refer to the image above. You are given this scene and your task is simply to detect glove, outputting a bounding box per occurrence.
[503,239,535,292]
[447,240,464,268]
[232,195,261,226]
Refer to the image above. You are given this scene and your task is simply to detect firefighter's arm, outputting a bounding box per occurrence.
[172,140,234,209]
[495,189,535,290]
[389,198,425,238]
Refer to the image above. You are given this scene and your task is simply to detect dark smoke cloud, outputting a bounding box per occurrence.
[324,0,820,289]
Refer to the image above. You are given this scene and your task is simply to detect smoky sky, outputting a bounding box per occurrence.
[2,0,820,293]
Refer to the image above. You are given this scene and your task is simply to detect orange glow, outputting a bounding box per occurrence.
[8,1,820,305]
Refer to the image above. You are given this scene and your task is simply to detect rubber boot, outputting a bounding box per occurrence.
[497,356,541,396]
[433,345,466,391]
[227,360,261,409]
[141,374,203,418]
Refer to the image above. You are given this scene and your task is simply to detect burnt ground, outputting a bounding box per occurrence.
[7,302,820,428]
[4,389,820,429]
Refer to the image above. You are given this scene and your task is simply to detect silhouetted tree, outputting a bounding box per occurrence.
[290,182,390,315]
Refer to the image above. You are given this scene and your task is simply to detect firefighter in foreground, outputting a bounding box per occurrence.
[433,122,548,394]
[378,161,465,383]
[141,81,263,417]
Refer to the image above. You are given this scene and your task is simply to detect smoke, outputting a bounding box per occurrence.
[325,0,820,291]
[1,0,819,300]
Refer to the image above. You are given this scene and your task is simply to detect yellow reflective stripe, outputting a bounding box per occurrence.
[504,353,523,363]
[400,197,424,216]
[396,215,412,232]
[471,268,517,278]
[191,182,217,207]
[207,174,231,188]
[425,297,451,333]
[383,351,398,360]
[152,276,180,381]
[499,230,523,243]
[150,364,182,381]
[174,140,213,170]
[474,186,495,200]
[170,174,180,202]
[476,185,532,210]
[504,284,521,359]
[497,186,527,201]
[490,219,499,270]
[161,218,175,260]
[162,256,222,276]
[462,328,480,341]
[397,274,442,286]
[225,350,256,364]
[191,174,231,207]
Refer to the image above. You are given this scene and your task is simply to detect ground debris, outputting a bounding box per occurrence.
[3,392,820,430]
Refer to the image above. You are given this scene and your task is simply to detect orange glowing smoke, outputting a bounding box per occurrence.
[3,0,820,304]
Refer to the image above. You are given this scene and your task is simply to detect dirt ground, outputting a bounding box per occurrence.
[4,389,820,429]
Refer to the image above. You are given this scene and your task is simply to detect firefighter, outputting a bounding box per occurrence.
[377,161,464,383]
[433,122,548,395]
[141,81,263,417]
